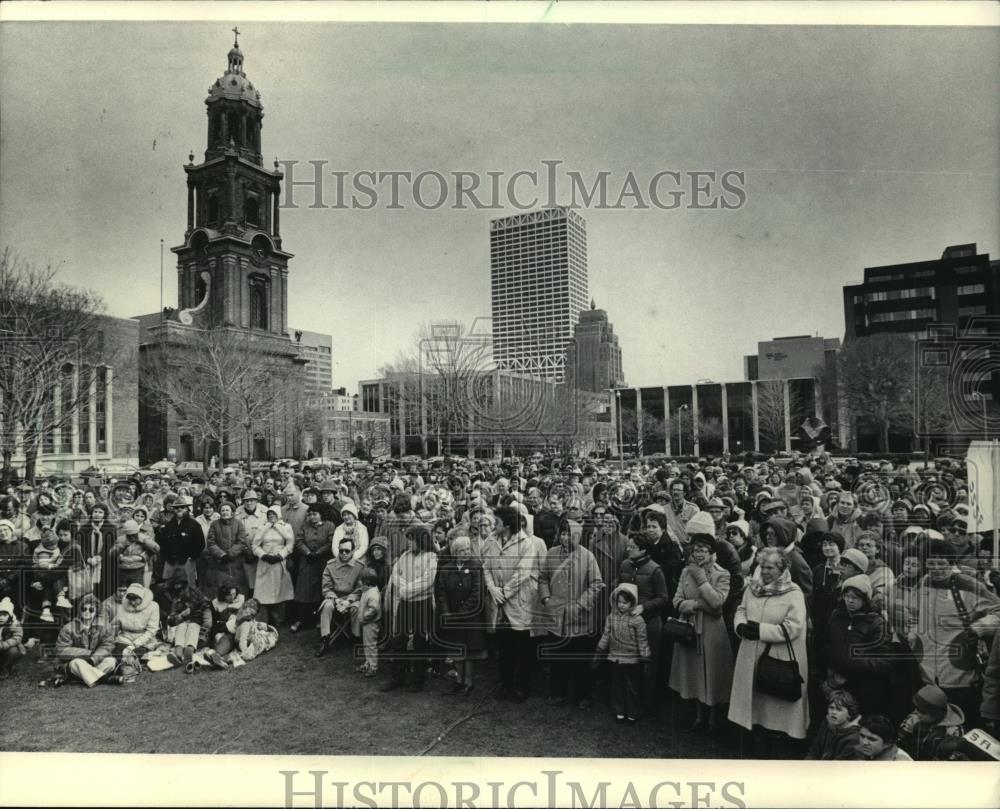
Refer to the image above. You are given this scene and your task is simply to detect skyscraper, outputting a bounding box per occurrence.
[490,207,589,382]
[565,300,625,392]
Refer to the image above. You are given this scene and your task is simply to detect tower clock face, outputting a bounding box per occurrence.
[251,242,268,264]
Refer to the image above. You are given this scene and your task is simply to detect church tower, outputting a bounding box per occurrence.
[172,29,292,334]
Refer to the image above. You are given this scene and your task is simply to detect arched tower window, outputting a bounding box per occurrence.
[249,276,269,330]
[245,197,260,227]
[227,112,241,146]
[207,195,220,225]
[194,272,208,305]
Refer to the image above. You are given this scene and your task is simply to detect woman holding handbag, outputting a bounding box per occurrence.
[669,534,734,731]
[728,547,809,757]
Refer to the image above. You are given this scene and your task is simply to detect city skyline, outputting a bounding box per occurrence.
[2,22,997,393]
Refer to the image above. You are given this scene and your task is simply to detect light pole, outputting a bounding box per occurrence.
[971,390,988,443]
[615,390,624,471]
[678,404,689,456]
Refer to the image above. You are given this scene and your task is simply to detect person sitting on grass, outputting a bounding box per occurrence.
[0,596,25,679]
[805,689,862,760]
[166,568,212,673]
[209,580,245,658]
[233,597,279,662]
[109,582,160,659]
[47,594,117,687]
[898,684,966,760]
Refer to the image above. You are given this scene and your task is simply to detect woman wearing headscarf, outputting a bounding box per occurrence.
[587,505,627,638]
[729,547,810,757]
[250,506,295,626]
[334,502,369,563]
[537,518,604,710]
[669,533,734,731]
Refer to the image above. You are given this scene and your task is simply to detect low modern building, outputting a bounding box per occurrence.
[610,377,822,457]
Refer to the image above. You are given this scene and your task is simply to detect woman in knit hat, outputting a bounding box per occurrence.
[904,538,1000,728]
[824,574,892,716]
[669,533,734,732]
[810,532,846,676]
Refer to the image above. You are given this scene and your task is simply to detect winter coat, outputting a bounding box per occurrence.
[236,619,278,660]
[0,616,25,654]
[110,586,161,648]
[115,531,158,572]
[805,717,861,760]
[55,616,115,662]
[158,515,205,564]
[168,585,212,645]
[434,556,487,655]
[596,583,651,664]
[898,706,965,760]
[351,585,382,637]
[0,536,29,606]
[204,517,250,593]
[618,553,669,623]
[251,521,295,605]
[385,549,437,636]
[826,603,892,714]
[236,506,268,586]
[670,560,734,706]
[866,558,896,613]
[729,570,810,739]
[906,572,1000,689]
[293,520,335,603]
[588,527,627,634]
[979,630,1000,723]
[764,517,814,607]
[210,594,245,640]
[811,560,843,669]
[333,521,369,563]
[828,511,864,549]
[486,531,539,631]
[536,543,604,637]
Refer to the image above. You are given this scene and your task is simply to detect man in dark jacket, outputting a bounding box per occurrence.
[158,496,205,587]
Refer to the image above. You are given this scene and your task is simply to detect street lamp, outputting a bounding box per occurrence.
[678,404,689,456]
[971,390,988,443]
[615,389,624,471]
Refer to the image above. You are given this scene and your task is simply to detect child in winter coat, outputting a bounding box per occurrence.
[232,597,278,661]
[351,567,382,677]
[592,582,651,723]
[805,689,862,760]
[30,527,65,628]
[898,684,965,760]
[0,597,25,678]
[209,581,245,657]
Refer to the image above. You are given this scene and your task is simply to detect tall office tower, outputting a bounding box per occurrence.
[490,207,589,382]
[565,300,625,392]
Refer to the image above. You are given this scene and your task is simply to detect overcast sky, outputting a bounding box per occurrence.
[1,21,997,389]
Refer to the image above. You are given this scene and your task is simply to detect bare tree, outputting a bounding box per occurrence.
[0,249,120,484]
[755,380,787,452]
[141,326,295,468]
[837,333,915,453]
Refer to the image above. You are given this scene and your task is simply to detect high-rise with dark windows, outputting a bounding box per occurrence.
[490,207,589,382]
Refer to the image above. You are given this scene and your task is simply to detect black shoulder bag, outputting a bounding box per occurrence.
[754,623,804,702]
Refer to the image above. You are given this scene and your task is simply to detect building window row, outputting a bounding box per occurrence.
[866,286,936,302]
[958,283,986,295]
[868,308,936,324]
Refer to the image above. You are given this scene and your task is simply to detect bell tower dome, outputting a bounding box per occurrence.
[171,30,292,334]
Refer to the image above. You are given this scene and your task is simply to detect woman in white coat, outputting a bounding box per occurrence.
[729,547,809,758]
[251,506,295,626]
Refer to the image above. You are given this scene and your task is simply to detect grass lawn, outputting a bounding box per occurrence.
[3,630,747,758]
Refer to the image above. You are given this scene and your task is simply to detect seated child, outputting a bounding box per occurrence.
[805,689,862,760]
[898,684,965,760]
[233,598,278,661]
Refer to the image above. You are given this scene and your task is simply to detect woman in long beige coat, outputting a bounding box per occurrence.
[729,548,809,755]
[669,534,734,730]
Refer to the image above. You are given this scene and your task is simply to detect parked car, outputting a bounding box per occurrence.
[174,461,207,477]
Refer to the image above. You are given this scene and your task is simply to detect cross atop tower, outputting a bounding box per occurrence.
[232,26,240,46]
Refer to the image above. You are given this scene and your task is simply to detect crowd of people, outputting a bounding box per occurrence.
[2,450,999,761]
